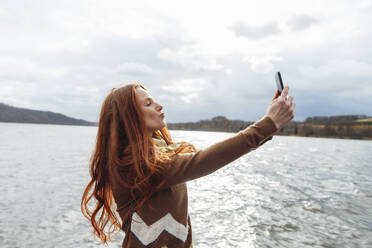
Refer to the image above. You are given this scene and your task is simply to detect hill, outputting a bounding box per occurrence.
[167,115,254,132]
[168,115,372,140]
[304,115,369,124]
[0,103,96,126]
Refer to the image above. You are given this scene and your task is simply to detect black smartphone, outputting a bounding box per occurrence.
[275,71,284,93]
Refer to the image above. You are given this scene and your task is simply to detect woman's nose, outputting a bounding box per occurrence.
[156,103,163,111]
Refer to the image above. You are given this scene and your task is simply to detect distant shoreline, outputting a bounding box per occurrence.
[0,102,96,126]
[167,128,372,141]
[167,115,372,141]
[1,120,371,141]
[0,121,97,127]
[1,102,371,140]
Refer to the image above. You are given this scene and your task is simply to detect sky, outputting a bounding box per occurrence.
[1,0,372,123]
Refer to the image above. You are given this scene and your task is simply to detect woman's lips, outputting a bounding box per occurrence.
[160,113,165,118]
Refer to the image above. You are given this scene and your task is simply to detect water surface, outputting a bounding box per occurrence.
[1,122,371,247]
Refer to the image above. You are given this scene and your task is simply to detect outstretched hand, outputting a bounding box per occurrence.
[265,86,296,131]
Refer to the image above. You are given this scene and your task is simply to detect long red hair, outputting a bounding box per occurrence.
[81,83,197,243]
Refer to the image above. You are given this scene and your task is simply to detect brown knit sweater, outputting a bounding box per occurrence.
[111,116,277,248]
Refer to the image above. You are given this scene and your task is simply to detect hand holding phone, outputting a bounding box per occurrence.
[266,72,295,130]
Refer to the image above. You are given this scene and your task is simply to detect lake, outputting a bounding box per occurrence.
[1,122,372,248]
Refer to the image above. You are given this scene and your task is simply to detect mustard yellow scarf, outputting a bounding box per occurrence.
[152,135,181,154]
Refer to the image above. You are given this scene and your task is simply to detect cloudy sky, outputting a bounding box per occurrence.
[1,0,372,123]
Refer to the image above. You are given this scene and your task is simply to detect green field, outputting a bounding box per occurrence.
[355,118,372,122]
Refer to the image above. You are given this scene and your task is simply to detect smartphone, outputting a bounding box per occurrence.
[275,71,284,93]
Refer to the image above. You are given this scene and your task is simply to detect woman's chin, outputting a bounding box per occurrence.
[160,121,166,129]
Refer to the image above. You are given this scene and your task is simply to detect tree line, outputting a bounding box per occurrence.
[167,115,372,140]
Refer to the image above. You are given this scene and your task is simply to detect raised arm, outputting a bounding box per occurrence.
[157,116,277,188]
[155,85,295,189]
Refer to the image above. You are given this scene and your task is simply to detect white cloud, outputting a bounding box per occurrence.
[300,59,372,78]
[159,78,214,104]
[243,55,283,73]
[0,56,67,81]
[228,21,281,40]
[117,62,155,76]
[287,14,318,31]
[160,78,209,94]
[157,47,225,71]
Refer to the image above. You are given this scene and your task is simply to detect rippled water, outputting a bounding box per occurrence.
[1,122,372,248]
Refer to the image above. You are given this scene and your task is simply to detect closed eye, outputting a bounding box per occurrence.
[145,97,155,106]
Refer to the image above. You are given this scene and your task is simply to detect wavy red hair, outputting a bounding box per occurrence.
[81,83,197,243]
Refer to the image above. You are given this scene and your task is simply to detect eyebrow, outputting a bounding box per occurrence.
[144,97,153,103]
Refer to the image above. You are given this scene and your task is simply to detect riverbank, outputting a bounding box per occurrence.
[167,115,372,140]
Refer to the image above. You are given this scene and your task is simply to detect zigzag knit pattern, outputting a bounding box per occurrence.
[131,212,190,246]
[161,244,193,248]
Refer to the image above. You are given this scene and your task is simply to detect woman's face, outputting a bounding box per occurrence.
[135,87,166,135]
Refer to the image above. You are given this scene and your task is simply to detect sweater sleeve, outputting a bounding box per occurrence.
[155,116,277,189]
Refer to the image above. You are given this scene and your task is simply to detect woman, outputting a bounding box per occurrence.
[81,83,295,248]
